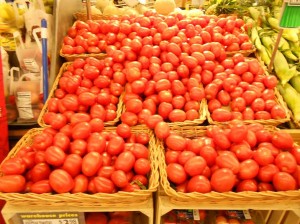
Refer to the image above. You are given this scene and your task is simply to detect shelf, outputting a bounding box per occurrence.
[2,197,154,224]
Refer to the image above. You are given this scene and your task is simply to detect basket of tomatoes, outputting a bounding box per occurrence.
[38,58,125,127]
[204,55,290,126]
[0,124,159,206]
[158,122,300,204]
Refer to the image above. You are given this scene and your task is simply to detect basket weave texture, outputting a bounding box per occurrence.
[158,125,300,204]
[38,62,124,127]
[0,127,159,206]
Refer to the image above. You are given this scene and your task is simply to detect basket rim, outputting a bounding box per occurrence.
[0,127,159,204]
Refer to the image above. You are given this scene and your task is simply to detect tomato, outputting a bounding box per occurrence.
[236,179,258,192]
[165,134,187,151]
[258,182,274,192]
[165,150,180,164]
[82,152,103,177]
[158,102,173,120]
[134,158,151,175]
[167,163,187,185]
[212,132,231,150]
[178,151,196,166]
[251,98,265,112]
[228,123,248,143]
[257,164,279,182]
[263,75,278,89]
[98,166,115,179]
[72,122,92,140]
[253,147,274,166]
[106,136,125,156]
[86,133,106,154]
[291,146,300,165]
[210,168,236,192]
[234,61,248,75]
[1,157,26,175]
[238,159,259,180]
[121,111,138,126]
[168,109,186,122]
[44,146,66,167]
[230,97,246,112]
[187,175,211,193]
[62,154,83,177]
[111,170,129,188]
[155,121,170,139]
[93,176,115,193]
[216,153,240,174]
[52,132,70,152]
[32,132,53,151]
[273,172,297,191]
[70,139,87,156]
[217,90,231,106]
[275,152,297,173]
[184,156,207,176]
[230,142,253,161]
[272,131,294,150]
[211,108,232,122]
[255,129,272,143]
[49,169,74,193]
[0,175,26,193]
[114,151,136,172]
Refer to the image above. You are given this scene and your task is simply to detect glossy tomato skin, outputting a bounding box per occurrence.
[30,180,52,194]
[111,170,129,188]
[72,174,89,193]
[187,175,211,193]
[167,163,187,185]
[184,156,207,176]
[82,152,103,177]
[49,169,74,193]
[273,172,297,191]
[62,154,83,177]
[1,157,26,175]
[210,168,236,192]
[45,146,66,167]
[134,158,151,175]
[93,176,115,193]
[0,175,26,192]
[114,151,136,172]
[30,163,51,183]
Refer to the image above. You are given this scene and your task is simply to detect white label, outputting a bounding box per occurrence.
[22,218,79,224]
[193,210,200,220]
[23,58,40,73]
[243,210,252,219]
[41,27,48,39]
[16,92,33,119]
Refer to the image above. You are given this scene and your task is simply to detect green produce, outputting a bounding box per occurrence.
[278,83,300,122]
[289,75,300,93]
[273,50,297,84]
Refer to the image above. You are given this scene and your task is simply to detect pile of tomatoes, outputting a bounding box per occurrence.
[0,124,152,194]
[163,122,300,193]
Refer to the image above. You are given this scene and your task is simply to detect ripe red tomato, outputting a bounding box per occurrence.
[82,152,103,177]
[62,154,83,177]
[107,136,125,156]
[155,121,170,139]
[45,146,66,167]
[93,176,115,193]
[253,147,274,166]
[231,142,253,161]
[121,111,138,126]
[273,172,297,191]
[187,175,211,193]
[216,153,240,174]
[257,164,279,182]
[134,158,151,175]
[236,179,258,192]
[114,151,136,172]
[272,131,294,150]
[228,123,248,143]
[1,157,26,175]
[49,169,74,193]
[275,152,297,173]
[210,168,236,192]
[165,134,187,151]
[30,180,52,194]
[72,122,92,140]
[0,175,26,193]
[111,170,129,188]
[167,163,187,185]
[238,159,259,180]
[184,156,207,176]
[211,108,232,122]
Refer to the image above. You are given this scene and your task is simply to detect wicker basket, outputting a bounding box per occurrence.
[37,62,124,127]
[59,49,107,62]
[206,87,290,126]
[225,47,256,57]
[158,125,300,204]
[0,127,159,206]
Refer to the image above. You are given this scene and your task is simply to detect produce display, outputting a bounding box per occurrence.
[161,122,300,193]
[85,211,135,224]
[0,125,154,194]
[242,6,300,126]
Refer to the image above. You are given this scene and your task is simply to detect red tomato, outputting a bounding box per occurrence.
[167,163,187,185]
[165,150,180,164]
[236,179,258,192]
[116,123,132,139]
[178,151,196,165]
[216,153,240,174]
[275,152,297,173]
[85,212,108,224]
[1,157,26,175]
[228,123,248,143]
[145,114,164,129]
[184,156,207,176]
[257,164,279,182]
[45,146,66,167]
[210,168,236,192]
[62,154,83,177]
[49,169,74,193]
[273,172,297,191]
[114,151,136,172]
[32,132,53,151]
[30,163,51,182]
[187,175,211,193]
[0,175,26,193]
[253,147,274,166]
[72,122,92,140]
[121,111,138,126]
[165,134,187,151]
[78,92,97,106]
[212,132,231,150]
[238,159,259,180]
[230,142,253,161]
[93,176,115,193]
[107,136,125,156]
[70,139,87,156]
[155,121,170,139]
[111,170,129,188]
[168,109,186,122]
[82,152,103,177]
[272,131,294,150]
[30,180,52,194]
[211,108,232,122]
[134,158,151,175]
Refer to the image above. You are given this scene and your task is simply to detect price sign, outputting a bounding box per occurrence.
[18,212,85,224]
